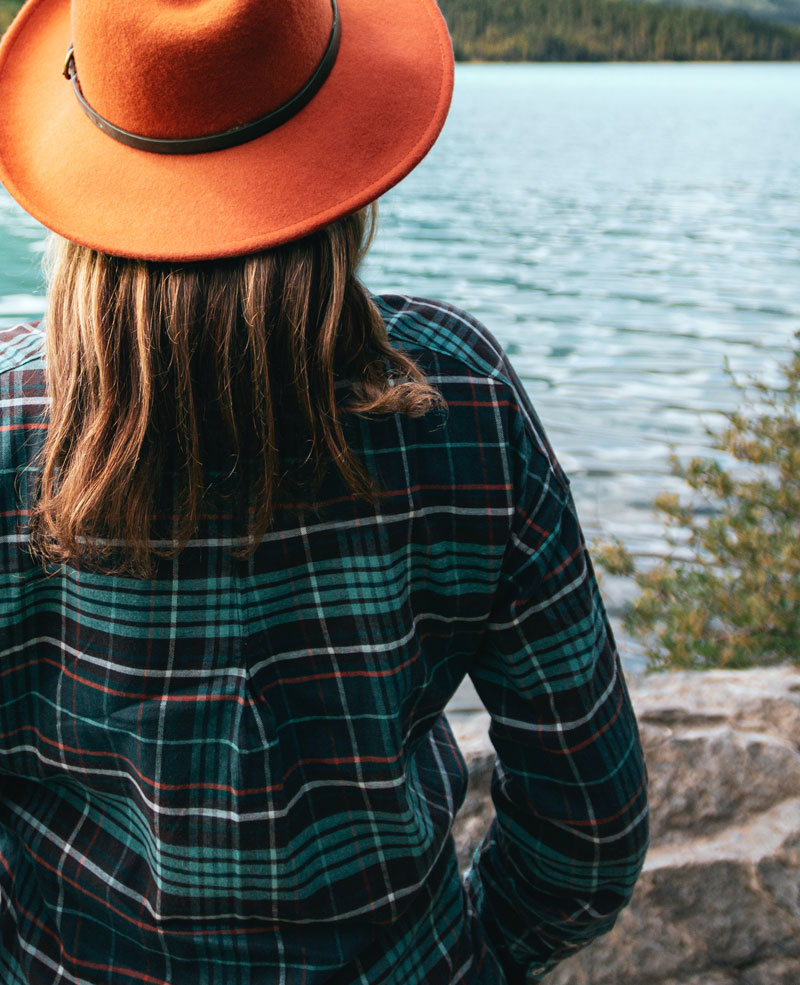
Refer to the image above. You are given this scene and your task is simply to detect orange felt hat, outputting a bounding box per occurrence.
[0,0,454,260]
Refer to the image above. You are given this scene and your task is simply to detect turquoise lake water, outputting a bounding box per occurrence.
[2,62,800,676]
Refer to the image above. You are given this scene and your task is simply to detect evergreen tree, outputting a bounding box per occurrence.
[439,0,800,60]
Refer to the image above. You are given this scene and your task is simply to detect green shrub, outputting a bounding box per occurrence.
[595,334,800,671]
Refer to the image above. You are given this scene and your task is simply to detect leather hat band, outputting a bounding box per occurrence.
[62,0,341,155]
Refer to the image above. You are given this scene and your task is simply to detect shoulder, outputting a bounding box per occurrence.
[374,295,570,495]
[0,322,47,442]
[0,322,47,510]
[0,321,46,381]
[373,295,517,386]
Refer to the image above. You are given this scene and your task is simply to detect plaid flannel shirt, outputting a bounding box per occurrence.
[0,295,648,985]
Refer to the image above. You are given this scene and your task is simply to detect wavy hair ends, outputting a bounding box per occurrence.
[30,204,445,578]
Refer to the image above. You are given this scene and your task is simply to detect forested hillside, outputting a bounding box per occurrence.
[438,0,800,59]
[624,0,800,27]
[2,0,800,60]
[0,1,19,34]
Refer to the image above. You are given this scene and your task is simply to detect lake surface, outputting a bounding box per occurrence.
[2,63,800,678]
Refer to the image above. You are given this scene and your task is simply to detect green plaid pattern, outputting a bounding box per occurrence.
[0,295,648,985]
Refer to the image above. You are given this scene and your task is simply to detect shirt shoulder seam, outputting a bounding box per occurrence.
[372,294,516,387]
[0,321,46,377]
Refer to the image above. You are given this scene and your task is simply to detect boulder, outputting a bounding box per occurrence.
[449,667,800,985]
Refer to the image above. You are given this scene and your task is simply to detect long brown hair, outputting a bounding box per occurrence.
[30,204,445,577]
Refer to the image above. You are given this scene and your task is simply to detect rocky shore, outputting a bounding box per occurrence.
[449,667,800,985]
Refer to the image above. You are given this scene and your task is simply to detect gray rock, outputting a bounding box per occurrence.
[642,723,800,843]
[449,710,493,872]
[449,666,800,985]
[656,975,738,985]
[740,957,800,985]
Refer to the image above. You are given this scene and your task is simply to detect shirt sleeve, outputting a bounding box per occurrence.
[462,365,650,985]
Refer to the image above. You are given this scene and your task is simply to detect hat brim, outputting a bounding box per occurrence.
[0,0,454,260]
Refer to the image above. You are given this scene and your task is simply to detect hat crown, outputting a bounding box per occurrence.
[71,0,335,139]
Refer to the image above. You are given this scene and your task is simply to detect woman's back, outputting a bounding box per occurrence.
[0,294,647,985]
[0,0,648,978]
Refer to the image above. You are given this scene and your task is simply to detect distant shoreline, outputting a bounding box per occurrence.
[3,0,800,62]
[454,56,800,62]
[440,0,800,63]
